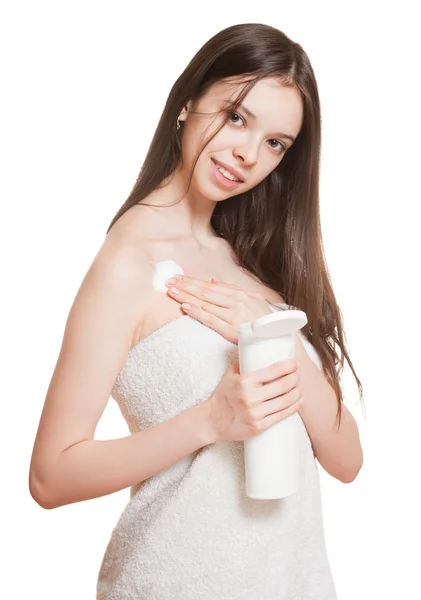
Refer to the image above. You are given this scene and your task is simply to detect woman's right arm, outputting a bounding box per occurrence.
[28,238,217,510]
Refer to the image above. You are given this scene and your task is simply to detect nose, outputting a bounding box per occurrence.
[232,140,258,166]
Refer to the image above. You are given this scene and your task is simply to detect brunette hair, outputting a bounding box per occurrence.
[106,23,364,427]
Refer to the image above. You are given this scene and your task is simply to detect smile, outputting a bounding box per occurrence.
[214,163,240,181]
[211,159,243,189]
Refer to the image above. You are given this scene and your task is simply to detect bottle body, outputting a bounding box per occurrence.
[238,310,307,500]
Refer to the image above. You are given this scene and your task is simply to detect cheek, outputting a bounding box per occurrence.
[218,126,246,149]
[250,160,281,187]
[262,155,282,177]
[184,120,224,160]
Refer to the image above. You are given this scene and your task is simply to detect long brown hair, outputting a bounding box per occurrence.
[106,23,364,428]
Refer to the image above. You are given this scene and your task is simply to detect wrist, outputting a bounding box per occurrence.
[195,398,220,446]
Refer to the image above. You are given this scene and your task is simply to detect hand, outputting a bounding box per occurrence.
[206,357,302,442]
[165,275,272,344]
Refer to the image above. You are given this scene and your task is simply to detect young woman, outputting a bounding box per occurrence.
[29,23,364,599]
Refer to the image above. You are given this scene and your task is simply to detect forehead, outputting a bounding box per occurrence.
[204,76,303,135]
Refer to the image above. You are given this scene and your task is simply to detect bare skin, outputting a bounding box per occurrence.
[109,75,302,348]
[29,77,307,508]
[108,202,287,349]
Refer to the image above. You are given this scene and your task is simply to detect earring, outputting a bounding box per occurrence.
[177,106,188,131]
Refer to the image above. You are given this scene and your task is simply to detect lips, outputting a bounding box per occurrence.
[212,159,245,182]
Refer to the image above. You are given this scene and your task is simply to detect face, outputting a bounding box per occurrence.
[177,77,304,201]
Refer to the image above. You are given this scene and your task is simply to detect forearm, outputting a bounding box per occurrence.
[32,401,216,509]
[299,392,363,482]
[294,333,363,483]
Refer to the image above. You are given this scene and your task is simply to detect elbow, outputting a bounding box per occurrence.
[339,457,364,484]
[29,470,59,510]
[339,471,358,484]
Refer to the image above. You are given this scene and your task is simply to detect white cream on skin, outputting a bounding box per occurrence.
[152,260,185,292]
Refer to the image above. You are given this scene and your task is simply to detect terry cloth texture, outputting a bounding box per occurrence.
[96,303,337,599]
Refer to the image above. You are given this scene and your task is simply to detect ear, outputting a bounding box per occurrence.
[178,101,191,123]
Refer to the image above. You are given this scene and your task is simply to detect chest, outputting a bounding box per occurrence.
[136,244,285,347]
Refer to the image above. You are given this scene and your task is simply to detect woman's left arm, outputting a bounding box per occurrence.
[294,332,363,483]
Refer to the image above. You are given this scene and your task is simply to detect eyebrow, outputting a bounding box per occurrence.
[223,100,297,143]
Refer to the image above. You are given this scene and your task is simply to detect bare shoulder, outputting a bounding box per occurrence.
[99,204,162,273]
[106,202,170,246]
[91,210,158,312]
[97,204,173,333]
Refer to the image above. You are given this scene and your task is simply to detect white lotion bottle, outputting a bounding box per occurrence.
[238,307,308,500]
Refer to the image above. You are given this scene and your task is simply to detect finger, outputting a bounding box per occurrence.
[180,296,232,320]
[244,359,297,386]
[180,302,238,344]
[211,278,243,289]
[254,370,299,404]
[260,394,303,428]
[211,279,257,298]
[168,281,234,308]
[174,275,246,296]
[173,274,242,292]
[175,275,213,285]
[180,275,239,295]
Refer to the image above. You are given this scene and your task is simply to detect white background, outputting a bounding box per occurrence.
[1,1,420,598]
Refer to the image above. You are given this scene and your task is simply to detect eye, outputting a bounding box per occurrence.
[228,112,244,127]
[268,139,286,153]
[228,112,286,153]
